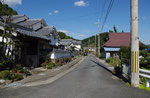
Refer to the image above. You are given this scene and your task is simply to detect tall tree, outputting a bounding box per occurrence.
[0,2,18,62]
[113,25,117,32]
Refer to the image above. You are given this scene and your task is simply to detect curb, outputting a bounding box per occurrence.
[4,56,84,88]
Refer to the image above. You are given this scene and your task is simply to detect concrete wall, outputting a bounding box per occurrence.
[50,51,71,59]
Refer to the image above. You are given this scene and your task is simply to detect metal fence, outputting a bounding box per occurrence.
[139,68,150,87]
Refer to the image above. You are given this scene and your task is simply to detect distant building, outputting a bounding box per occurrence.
[60,39,82,51]
[102,32,130,59]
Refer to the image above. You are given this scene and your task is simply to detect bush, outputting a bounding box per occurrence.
[140,50,149,58]
[0,70,24,81]
[0,70,11,80]
[13,74,23,81]
[41,62,47,68]
[106,57,121,66]
[46,62,55,69]
[140,76,147,83]
[0,60,14,71]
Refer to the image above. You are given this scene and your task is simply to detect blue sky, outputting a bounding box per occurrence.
[4,0,150,44]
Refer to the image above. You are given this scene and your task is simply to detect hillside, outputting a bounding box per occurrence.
[0,2,18,16]
[58,31,76,40]
[82,32,109,50]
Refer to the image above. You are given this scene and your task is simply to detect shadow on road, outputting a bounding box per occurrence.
[90,59,129,83]
[90,59,112,73]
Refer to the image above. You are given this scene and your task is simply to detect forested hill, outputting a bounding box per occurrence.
[0,2,18,16]
[82,32,109,49]
[58,32,76,40]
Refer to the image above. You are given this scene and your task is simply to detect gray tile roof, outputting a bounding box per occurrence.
[54,49,71,53]
[17,19,42,26]
[16,25,50,41]
[2,15,28,21]
[60,39,73,46]
[36,26,55,36]
[72,41,82,45]
[11,15,26,19]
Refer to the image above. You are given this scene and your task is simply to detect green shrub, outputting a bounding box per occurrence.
[140,76,147,83]
[41,62,47,68]
[139,84,150,91]
[14,74,23,81]
[46,62,55,69]
[0,70,11,80]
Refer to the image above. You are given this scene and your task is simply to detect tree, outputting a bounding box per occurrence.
[140,42,148,50]
[57,32,75,40]
[0,2,19,62]
[109,30,113,32]
[113,25,117,32]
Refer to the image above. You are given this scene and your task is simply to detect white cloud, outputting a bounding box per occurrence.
[48,13,52,16]
[78,34,86,37]
[3,0,22,7]
[48,10,59,16]
[58,30,69,34]
[74,0,88,7]
[54,10,59,14]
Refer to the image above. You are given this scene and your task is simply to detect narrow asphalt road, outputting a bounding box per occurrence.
[0,55,150,98]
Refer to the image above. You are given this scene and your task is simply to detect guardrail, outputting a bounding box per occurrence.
[139,68,150,87]
[139,69,150,79]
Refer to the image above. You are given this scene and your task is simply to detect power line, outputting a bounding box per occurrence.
[53,12,100,22]
[100,0,107,22]
[101,0,115,33]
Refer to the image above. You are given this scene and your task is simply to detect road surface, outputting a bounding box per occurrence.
[0,55,150,98]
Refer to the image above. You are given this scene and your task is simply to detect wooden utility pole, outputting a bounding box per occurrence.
[98,19,100,55]
[95,34,97,54]
[131,0,139,87]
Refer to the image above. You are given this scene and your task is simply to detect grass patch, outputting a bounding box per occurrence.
[125,82,130,87]
[139,84,150,91]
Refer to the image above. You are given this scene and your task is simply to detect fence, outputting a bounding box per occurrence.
[139,68,150,87]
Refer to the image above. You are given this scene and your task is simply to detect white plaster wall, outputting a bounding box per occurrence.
[50,52,71,59]
[75,45,81,49]
[106,52,110,59]
[0,36,2,42]
[0,36,7,42]
[49,36,58,46]
[33,23,42,31]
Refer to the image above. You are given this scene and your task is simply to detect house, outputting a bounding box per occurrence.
[60,39,82,51]
[59,39,73,51]
[102,32,130,59]
[72,40,82,51]
[59,39,82,57]
[0,15,60,67]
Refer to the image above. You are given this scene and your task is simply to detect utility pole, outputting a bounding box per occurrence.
[131,0,139,87]
[88,39,90,53]
[95,34,97,54]
[98,19,100,55]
